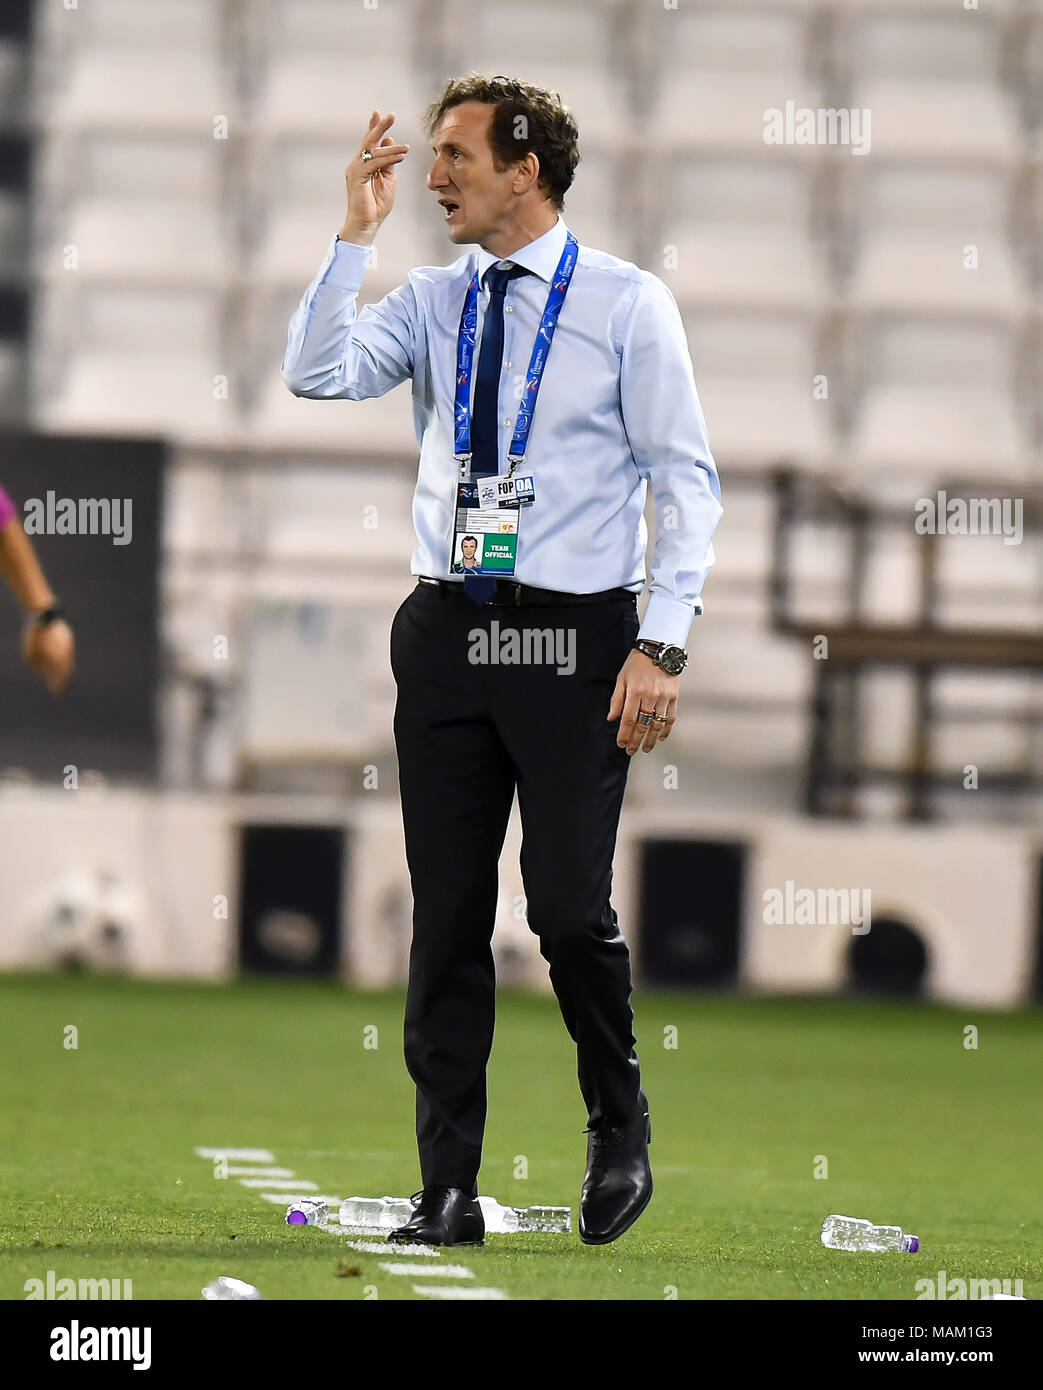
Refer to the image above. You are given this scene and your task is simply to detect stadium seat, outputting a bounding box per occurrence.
[646,6,821,153]
[844,163,1027,317]
[263,0,418,56]
[846,316,1032,475]
[40,201,228,285]
[255,3,426,139]
[33,284,235,443]
[933,531,1042,632]
[35,0,222,46]
[848,13,1020,163]
[38,54,227,134]
[654,156,829,312]
[684,311,837,467]
[38,355,237,443]
[31,132,228,284]
[256,466,418,564]
[33,0,229,135]
[254,56,427,142]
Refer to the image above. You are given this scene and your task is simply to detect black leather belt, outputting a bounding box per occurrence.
[416,576,636,608]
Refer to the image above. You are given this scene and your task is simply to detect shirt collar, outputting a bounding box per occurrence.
[476,214,569,287]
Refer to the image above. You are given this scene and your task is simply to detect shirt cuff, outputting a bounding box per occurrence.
[638,592,702,648]
[322,236,374,290]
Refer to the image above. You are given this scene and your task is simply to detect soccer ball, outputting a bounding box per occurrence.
[38,870,137,973]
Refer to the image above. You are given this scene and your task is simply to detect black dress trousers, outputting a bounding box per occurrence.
[389,581,645,1193]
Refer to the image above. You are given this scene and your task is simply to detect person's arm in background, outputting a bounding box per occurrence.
[282,109,417,400]
[0,486,75,693]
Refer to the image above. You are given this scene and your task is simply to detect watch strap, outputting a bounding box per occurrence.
[28,604,66,628]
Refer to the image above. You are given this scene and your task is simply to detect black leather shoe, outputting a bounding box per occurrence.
[387,1187,485,1247]
[579,1093,653,1245]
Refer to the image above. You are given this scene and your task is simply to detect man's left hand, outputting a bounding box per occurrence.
[608,650,678,755]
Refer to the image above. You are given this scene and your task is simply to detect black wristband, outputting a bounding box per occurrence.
[28,604,66,628]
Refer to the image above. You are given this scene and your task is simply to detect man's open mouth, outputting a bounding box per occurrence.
[438,199,461,220]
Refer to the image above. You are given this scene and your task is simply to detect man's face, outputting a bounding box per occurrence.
[428,102,521,245]
[461,537,477,562]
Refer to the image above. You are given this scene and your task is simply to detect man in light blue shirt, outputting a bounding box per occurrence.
[283,75,722,1250]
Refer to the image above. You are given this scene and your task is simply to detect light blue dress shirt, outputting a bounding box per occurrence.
[281,214,722,646]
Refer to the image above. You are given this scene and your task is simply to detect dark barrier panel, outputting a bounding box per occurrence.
[238,823,345,977]
[847,916,929,997]
[638,838,746,987]
[0,431,164,781]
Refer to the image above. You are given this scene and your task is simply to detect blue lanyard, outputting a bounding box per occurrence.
[454,230,579,474]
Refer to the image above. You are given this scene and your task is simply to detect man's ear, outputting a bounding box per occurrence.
[515,152,541,195]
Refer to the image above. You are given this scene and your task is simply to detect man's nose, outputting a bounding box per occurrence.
[427,159,446,190]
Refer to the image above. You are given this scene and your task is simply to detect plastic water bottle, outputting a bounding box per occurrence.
[479,1197,571,1234]
[285,1198,329,1228]
[337,1194,571,1234]
[821,1214,919,1253]
[339,1196,417,1232]
[202,1276,263,1300]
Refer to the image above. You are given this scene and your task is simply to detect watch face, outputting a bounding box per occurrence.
[659,646,687,675]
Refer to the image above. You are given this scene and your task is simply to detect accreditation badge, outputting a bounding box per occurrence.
[450,480,519,577]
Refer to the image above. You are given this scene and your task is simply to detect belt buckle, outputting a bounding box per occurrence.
[492,579,523,606]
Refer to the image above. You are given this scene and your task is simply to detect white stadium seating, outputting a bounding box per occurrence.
[23,0,1043,807]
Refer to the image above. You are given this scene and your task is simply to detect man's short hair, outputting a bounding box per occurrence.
[424,74,580,211]
[462,535,477,545]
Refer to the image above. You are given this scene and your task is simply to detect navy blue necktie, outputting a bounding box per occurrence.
[465,262,528,604]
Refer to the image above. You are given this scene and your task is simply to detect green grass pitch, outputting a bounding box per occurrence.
[2,972,1040,1301]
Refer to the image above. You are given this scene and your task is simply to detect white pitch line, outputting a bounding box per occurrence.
[194,1147,275,1162]
[238,1177,317,1190]
[264,1194,343,1209]
[342,1240,441,1256]
[412,1285,508,1301]
[193,1146,512,1299]
[380,1262,474,1279]
[224,1166,296,1178]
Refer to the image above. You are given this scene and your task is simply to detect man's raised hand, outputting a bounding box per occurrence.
[339,110,409,246]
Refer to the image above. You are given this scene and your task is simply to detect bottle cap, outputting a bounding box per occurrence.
[905,1234,919,1253]
[286,1210,308,1225]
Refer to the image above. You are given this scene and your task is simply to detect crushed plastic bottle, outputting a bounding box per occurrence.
[821,1214,919,1253]
[337,1194,571,1234]
[202,1276,263,1300]
[339,1196,417,1232]
[478,1197,571,1233]
[285,1198,329,1227]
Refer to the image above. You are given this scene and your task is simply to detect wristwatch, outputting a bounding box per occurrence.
[633,638,688,676]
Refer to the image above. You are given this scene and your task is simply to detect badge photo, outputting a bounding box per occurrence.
[452,533,484,572]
